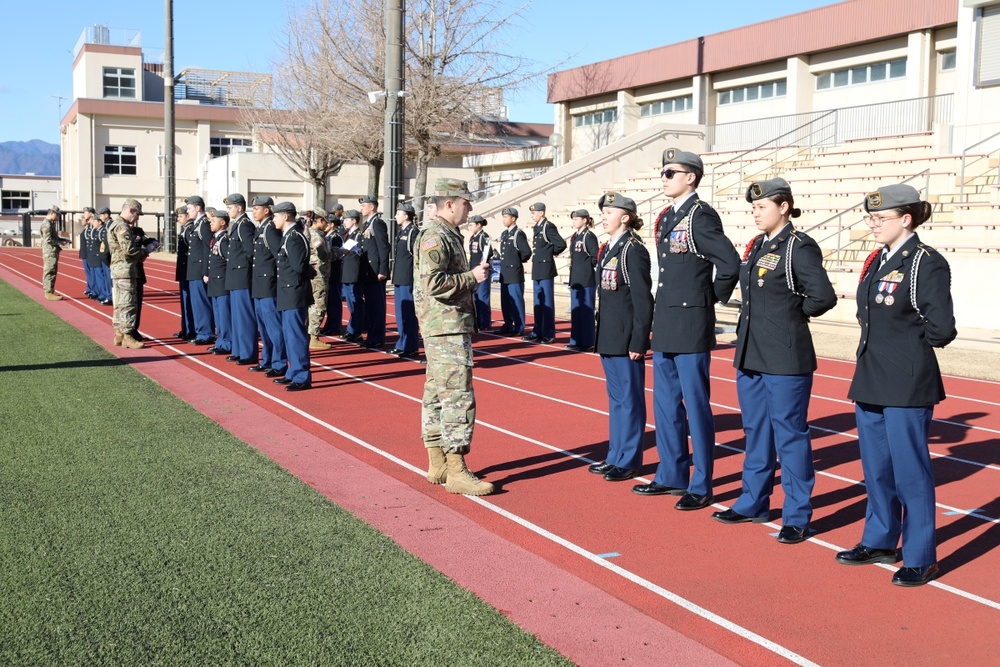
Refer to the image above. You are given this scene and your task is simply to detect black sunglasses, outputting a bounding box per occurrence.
[660,168,692,179]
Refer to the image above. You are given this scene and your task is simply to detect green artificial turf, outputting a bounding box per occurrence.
[0,279,570,667]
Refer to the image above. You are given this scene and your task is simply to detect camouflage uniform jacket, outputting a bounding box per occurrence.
[308,227,330,279]
[106,216,143,279]
[39,218,63,256]
[414,216,476,337]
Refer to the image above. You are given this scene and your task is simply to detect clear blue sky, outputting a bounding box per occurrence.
[0,0,836,144]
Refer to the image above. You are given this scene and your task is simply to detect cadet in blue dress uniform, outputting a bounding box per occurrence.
[185,196,215,345]
[496,207,531,335]
[391,203,420,359]
[566,209,599,352]
[635,149,742,510]
[272,202,313,391]
[712,179,837,544]
[588,193,654,482]
[836,184,957,586]
[250,196,287,377]
[205,209,232,356]
[467,214,494,331]
[224,193,259,366]
[79,207,96,298]
[339,210,368,343]
[524,202,567,343]
[173,206,195,339]
[95,208,114,305]
[360,195,390,348]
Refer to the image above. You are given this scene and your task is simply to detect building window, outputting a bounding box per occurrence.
[104,146,137,176]
[717,80,786,106]
[102,67,136,99]
[940,51,957,71]
[573,108,618,127]
[977,6,1000,86]
[815,58,907,90]
[640,95,693,117]
[210,137,253,157]
[1,190,31,211]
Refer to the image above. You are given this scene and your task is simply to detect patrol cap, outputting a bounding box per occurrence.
[468,214,487,226]
[571,209,590,218]
[501,207,518,218]
[358,194,379,204]
[250,195,274,207]
[123,198,144,215]
[175,206,187,216]
[211,209,230,221]
[98,207,111,215]
[186,195,205,206]
[528,202,546,212]
[314,207,328,219]
[662,147,704,176]
[864,184,922,212]
[83,206,96,214]
[272,201,297,217]
[48,205,61,213]
[598,192,637,214]
[344,209,361,220]
[224,193,246,207]
[746,177,793,203]
[434,178,473,201]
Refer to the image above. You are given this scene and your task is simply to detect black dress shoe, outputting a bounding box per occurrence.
[565,344,581,351]
[273,378,292,385]
[398,351,421,361]
[587,461,614,475]
[99,299,113,306]
[265,368,287,378]
[388,348,404,355]
[237,358,257,366]
[496,328,512,336]
[541,337,556,344]
[521,334,539,342]
[711,508,768,524]
[247,364,268,372]
[891,563,939,587]
[631,482,685,496]
[174,331,192,339]
[776,525,809,544]
[675,492,713,510]
[603,466,638,482]
[191,338,213,346]
[285,382,311,392]
[226,355,241,362]
[362,340,383,349]
[835,544,898,566]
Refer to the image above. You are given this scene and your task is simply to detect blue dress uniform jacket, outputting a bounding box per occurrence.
[340,228,366,284]
[594,231,653,356]
[569,229,599,287]
[848,234,956,406]
[652,195,740,353]
[392,224,419,286]
[276,228,314,311]
[206,232,230,298]
[252,217,282,299]
[185,215,212,282]
[530,218,567,280]
[175,221,191,282]
[225,214,255,291]
[498,225,531,283]
[733,226,838,374]
[362,214,390,278]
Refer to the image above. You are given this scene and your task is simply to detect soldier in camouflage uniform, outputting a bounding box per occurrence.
[307,209,332,350]
[39,205,69,300]
[414,179,493,496]
[106,199,149,349]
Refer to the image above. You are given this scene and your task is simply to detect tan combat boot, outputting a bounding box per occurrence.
[120,333,145,349]
[426,446,448,485]
[44,292,63,301]
[113,331,124,346]
[444,452,494,496]
[309,335,331,350]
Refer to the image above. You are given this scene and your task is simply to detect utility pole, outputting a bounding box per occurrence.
[383,0,405,233]
[163,0,176,252]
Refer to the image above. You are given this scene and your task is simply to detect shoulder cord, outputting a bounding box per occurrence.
[910,248,926,319]
[783,234,806,297]
[683,201,706,260]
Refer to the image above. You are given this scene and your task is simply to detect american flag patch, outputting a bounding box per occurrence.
[421,238,439,250]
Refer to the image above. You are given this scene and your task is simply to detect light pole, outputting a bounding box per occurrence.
[163,0,176,252]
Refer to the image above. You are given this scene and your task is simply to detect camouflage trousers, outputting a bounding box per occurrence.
[112,277,138,334]
[42,251,59,293]
[421,334,476,454]
[307,274,327,336]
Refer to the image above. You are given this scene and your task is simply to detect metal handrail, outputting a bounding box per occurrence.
[957,127,1000,203]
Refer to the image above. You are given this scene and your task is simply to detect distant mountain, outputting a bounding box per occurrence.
[0,140,60,176]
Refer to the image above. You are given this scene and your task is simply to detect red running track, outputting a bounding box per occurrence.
[3,247,999,666]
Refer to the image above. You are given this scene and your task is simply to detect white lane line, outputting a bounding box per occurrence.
[4,255,1000,617]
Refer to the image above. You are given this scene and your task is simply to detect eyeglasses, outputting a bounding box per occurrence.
[863,214,902,227]
[660,168,691,179]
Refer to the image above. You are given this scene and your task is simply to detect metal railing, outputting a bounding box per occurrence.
[957,128,1000,203]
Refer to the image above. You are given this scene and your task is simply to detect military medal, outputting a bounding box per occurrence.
[875,293,884,304]
[757,278,764,287]
[884,295,894,306]
[668,226,689,253]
